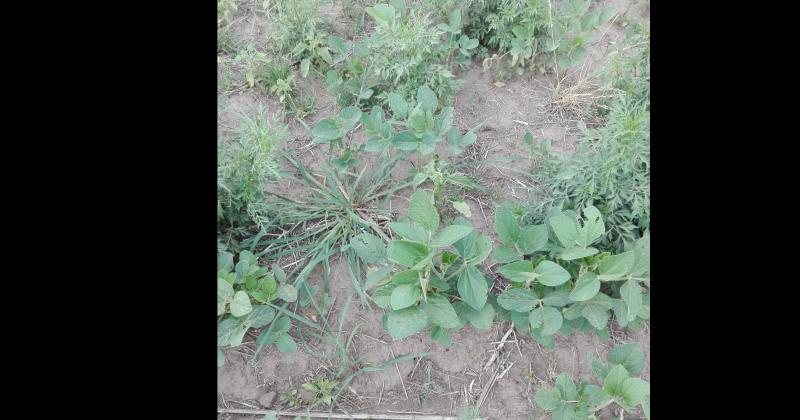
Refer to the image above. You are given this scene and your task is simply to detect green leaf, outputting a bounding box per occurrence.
[244,305,276,328]
[350,233,387,263]
[470,235,493,265]
[529,306,562,335]
[365,265,393,290]
[581,302,609,329]
[491,246,522,263]
[534,260,570,286]
[392,270,420,285]
[408,190,439,232]
[569,272,600,301]
[620,279,642,321]
[422,294,460,328]
[390,284,420,310]
[642,394,651,419]
[272,316,292,333]
[431,225,473,248]
[497,287,538,312]
[230,291,253,317]
[579,205,605,246]
[217,346,225,367]
[312,119,340,143]
[386,306,428,339]
[558,246,598,261]
[431,325,452,347]
[365,3,395,26]
[549,213,579,248]
[218,251,234,272]
[452,201,472,217]
[598,251,636,281]
[340,106,362,132]
[499,260,535,283]
[608,343,645,375]
[581,384,609,406]
[464,302,495,329]
[448,9,462,31]
[275,334,297,353]
[278,284,297,303]
[555,374,578,400]
[389,222,428,243]
[372,283,396,308]
[494,207,519,245]
[387,240,429,267]
[408,106,427,132]
[542,290,572,307]
[218,277,234,302]
[590,353,611,379]
[518,224,548,254]
[631,232,650,277]
[416,85,438,112]
[620,378,649,406]
[218,318,244,346]
[300,58,310,78]
[387,92,408,119]
[457,265,488,311]
[602,364,630,397]
[534,386,561,411]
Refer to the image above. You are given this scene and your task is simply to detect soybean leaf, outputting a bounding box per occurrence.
[387,92,409,119]
[549,213,579,248]
[555,374,578,400]
[275,334,297,353]
[569,271,600,301]
[494,207,519,245]
[608,343,645,375]
[365,3,395,26]
[457,265,488,311]
[388,222,428,244]
[230,291,253,317]
[559,246,598,261]
[431,225,473,248]
[602,364,630,397]
[518,224,548,254]
[497,287,538,312]
[597,251,636,281]
[491,246,522,263]
[390,284,420,310]
[408,189,439,232]
[422,294,460,328]
[312,119,340,143]
[350,233,387,263]
[534,387,562,411]
[416,85,438,112]
[452,201,472,217]
[620,279,642,321]
[499,260,535,283]
[534,260,570,286]
[620,378,649,406]
[388,240,429,267]
[386,306,428,339]
[278,284,298,303]
[431,325,452,347]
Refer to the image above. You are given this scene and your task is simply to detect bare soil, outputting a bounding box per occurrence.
[218,1,649,418]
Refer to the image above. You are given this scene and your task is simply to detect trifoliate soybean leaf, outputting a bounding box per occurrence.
[218,301,227,317]
[358,89,374,99]
[499,260,535,283]
[436,106,454,133]
[422,294,460,328]
[540,306,563,335]
[275,334,297,353]
[542,289,571,307]
[431,325,452,348]
[569,271,600,301]
[372,283,396,308]
[388,222,428,244]
[452,201,472,217]
[558,246,598,261]
[491,246,522,263]
[581,303,610,329]
[494,207,519,245]
[218,251,234,272]
[470,235,493,265]
[235,259,250,284]
[620,378,649,406]
[388,240,429,267]
[218,318,243,346]
[511,310,531,332]
[638,304,650,320]
[244,305,275,328]
[588,292,616,309]
[350,233,386,263]
[580,384,609,406]
[608,343,644,375]
[631,232,650,277]
[528,307,545,330]
[416,85,438,112]
[300,58,310,78]
[497,287,538,312]
[597,251,636,281]
[271,316,291,333]
[580,11,600,32]
[563,303,583,320]
[620,279,642,321]
[555,373,578,400]
[549,212,580,248]
[386,306,428,339]
[534,260,571,286]
[387,92,408,119]
[390,284,421,310]
[408,190,439,232]
[228,324,248,347]
[365,3,395,26]
[457,265,488,311]
[392,270,420,285]
[217,346,225,367]
[312,118,340,143]
[339,106,362,132]
[418,132,438,155]
[448,9,462,31]
[590,353,611,379]
[278,284,298,303]
[602,364,630,397]
[534,386,562,411]
[393,131,418,151]
[218,277,235,302]
[432,225,473,248]
[230,291,253,317]
[518,224,548,254]
[465,301,495,329]
[365,265,393,290]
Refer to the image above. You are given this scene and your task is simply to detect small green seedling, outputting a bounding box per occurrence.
[534,343,650,419]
